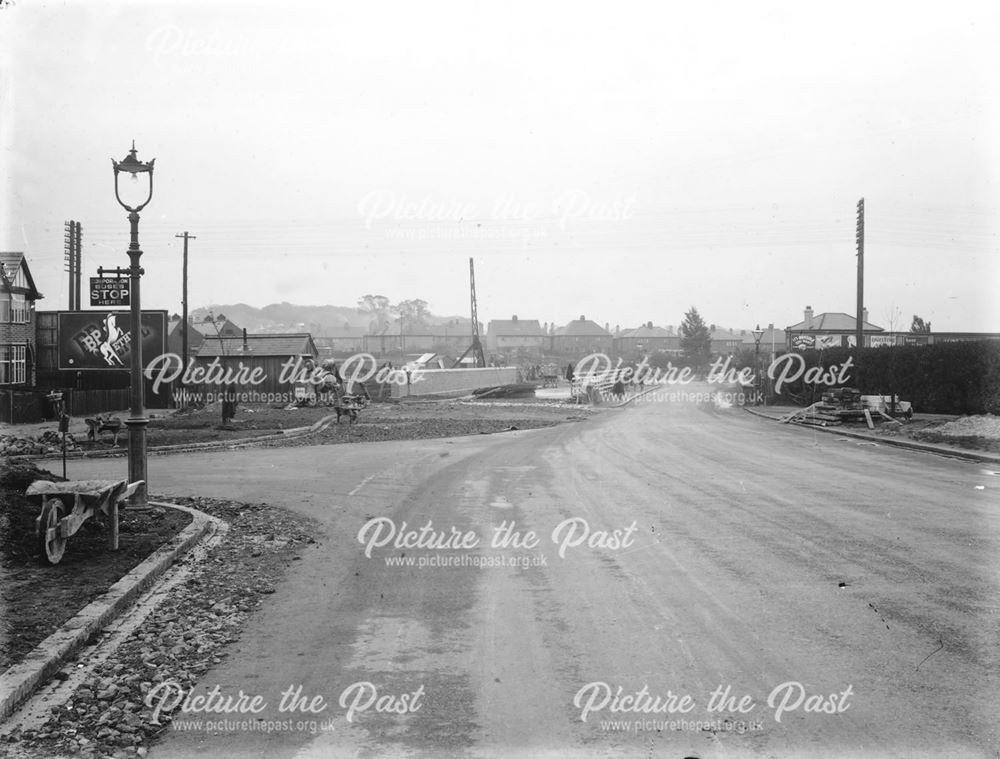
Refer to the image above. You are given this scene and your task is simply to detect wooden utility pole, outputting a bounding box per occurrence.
[855,198,864,368]
[176,231,196,373]
[64,222,73,309]
[73,221,82,309]
[63,220,82,309]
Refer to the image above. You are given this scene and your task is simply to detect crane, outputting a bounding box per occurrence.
[453,257,486,368]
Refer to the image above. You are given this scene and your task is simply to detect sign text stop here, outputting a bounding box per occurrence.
[90,277,130,307]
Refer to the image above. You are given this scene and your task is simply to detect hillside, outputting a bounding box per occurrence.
[191,302,471,336]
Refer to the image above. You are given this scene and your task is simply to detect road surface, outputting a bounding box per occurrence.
[50,391,1000,758]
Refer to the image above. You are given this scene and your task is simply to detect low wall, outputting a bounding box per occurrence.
[392,367,519,399]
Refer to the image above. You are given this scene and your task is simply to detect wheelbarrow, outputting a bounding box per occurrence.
[26,479,144,565]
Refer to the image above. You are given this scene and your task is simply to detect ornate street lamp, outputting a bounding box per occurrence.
[112,141,155,507]
[751,324,765,406]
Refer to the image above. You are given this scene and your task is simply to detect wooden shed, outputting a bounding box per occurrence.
[193,333,319,401]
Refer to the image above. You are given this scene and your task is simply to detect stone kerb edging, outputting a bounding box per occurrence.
[0,502,223,722]
[743,406,1000,465]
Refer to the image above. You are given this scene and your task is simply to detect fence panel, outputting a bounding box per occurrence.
[0,390,46,424]
[64,388,130,417]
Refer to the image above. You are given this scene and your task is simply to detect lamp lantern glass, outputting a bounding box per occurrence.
[112,141,155,212]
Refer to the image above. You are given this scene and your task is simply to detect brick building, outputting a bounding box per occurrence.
[550,316,613,356]
[486,315,546,358]
[0,252,43,386]
[615,322,680,354]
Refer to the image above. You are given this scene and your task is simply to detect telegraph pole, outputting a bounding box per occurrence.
[63,220,82,309]
[855,198,864,370]
[73,221,82,310]
[175,231,196,375]
[64,222,74,309]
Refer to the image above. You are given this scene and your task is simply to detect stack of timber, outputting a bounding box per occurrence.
[779,402,843,427]
[471,383,537,399]
[781,387,904,428]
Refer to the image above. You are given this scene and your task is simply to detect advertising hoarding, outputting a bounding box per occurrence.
[57,310,167,371]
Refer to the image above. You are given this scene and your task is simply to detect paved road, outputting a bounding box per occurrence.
[50,391,1000,758]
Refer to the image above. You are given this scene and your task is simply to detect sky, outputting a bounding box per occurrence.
[1,0,998,333]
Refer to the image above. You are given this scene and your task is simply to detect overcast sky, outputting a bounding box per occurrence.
[1,0,998,333]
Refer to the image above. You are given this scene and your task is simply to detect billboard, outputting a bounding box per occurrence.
[58,310,167,371]
[792,334,857,350]
[869,335,897,348]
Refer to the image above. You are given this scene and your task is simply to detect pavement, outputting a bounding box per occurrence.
[7,384,996,757]
[743,404,1000,464]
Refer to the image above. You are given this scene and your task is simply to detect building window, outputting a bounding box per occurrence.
[0,293,30,323]
[0,344,27,384]
[12,294,29,323]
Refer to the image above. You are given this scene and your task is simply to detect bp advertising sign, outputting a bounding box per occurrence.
[58,310,167,371]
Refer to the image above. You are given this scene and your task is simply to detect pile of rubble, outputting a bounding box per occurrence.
[927,415,1000,440]
[0,431,79,457]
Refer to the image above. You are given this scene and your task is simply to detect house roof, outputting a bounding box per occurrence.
[0,251,43,299]
[190,318,242,337]
[787,312,884,332]
[618,325,674,339]
[710,328,742,342]
[741,327,787,345]
[487,318,544,337]
[555,317,611,337]
[196,333,317,358]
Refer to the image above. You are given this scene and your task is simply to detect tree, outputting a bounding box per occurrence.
[357,295,394,334]
[910,315,932,334]
[680,307,712,370]
[396,299,431,334]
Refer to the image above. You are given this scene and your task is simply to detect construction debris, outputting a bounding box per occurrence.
[781,388,911,428]
[0,433,80,457]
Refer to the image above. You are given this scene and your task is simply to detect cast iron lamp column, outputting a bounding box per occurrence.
[752,324,765,406]
[112,142,155,507]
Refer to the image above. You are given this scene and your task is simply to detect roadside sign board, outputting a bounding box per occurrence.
[90,277,130,307]
[57,310,166,370]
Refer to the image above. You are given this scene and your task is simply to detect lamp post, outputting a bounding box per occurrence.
[751,324,764,406]
[112,141,155,507]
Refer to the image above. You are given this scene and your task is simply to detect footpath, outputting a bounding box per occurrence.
[743,405,1000,465]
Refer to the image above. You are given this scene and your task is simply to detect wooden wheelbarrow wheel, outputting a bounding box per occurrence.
[37,499,68,565]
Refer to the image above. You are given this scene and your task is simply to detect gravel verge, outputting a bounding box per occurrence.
[253,399,594,449]
[1,496,320,759]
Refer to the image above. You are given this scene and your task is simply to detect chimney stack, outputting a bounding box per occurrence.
[804,305,814,323]
[862,308,868,325]
[512,315,518,322]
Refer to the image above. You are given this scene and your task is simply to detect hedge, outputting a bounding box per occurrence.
[766,340,1000,415]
